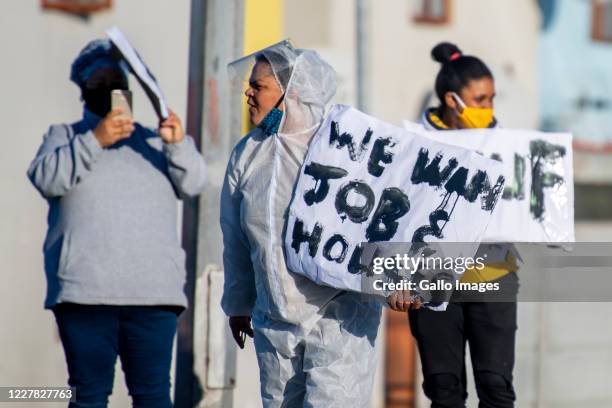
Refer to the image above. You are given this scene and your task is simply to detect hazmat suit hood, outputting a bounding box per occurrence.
[228,40,337,143]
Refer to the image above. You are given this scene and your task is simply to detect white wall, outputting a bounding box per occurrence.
[369,0,540,127]
[533,222,612,408]
[285,0,540,128]
[0,2,190,406]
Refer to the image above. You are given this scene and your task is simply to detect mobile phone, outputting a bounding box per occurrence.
[111,89,133,119]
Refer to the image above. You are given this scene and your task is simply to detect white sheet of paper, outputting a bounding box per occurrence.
[106,26,169,120]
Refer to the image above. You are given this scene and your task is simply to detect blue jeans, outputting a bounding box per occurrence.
[53,303,180,408]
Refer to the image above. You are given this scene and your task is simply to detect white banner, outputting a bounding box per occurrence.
[403,120,575,242]
[284,105,506,292]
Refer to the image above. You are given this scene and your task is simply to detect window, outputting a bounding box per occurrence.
[41,0,112,15]
[592,0,612,42]
[413,0,451,24]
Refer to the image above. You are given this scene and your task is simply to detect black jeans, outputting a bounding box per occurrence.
[53,303,180,408]
[408,273,518,408]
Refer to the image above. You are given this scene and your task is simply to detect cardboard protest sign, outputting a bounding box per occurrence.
[402,121,575,242]
[283,105,506,292]
[106,26,169,121]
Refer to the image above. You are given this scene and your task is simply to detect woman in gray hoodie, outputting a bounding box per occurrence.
[27,39,206,408]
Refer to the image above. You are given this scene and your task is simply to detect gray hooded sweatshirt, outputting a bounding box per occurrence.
[28,110,207,309]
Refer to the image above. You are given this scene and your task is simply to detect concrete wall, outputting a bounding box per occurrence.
[285,0,540,128]
[540,0,612,144]
[284,0,358,106]
[539,0,612,184]
[0,2,190,406]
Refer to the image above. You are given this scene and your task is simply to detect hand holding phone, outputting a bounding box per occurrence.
[111,89,133,119]
[93,109,134,147]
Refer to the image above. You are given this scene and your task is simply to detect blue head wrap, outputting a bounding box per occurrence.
[70,39,128,88]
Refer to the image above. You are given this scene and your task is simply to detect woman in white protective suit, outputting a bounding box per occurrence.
[220,41,383,407]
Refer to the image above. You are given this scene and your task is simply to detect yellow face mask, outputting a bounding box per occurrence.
[452,92,494,129]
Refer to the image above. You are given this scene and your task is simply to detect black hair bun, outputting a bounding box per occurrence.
[431,42,462,64]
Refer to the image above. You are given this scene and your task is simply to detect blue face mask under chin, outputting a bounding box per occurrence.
[258,94,285,136]
[258,107,284,136]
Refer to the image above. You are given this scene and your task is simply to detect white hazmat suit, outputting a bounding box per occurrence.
[221,41,382,407]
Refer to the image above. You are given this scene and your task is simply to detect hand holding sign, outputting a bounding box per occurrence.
[387,289,422,312]
[94,109,135,147]
[159,110,185,144]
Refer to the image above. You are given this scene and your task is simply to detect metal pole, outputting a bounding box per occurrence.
[191,1,244,406]
[175,1,244,407]
[356,0,369,113]
[175,0,207,406]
